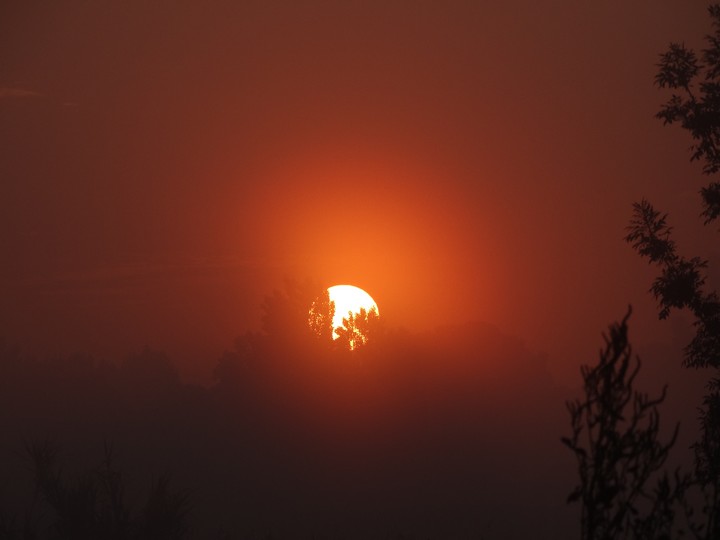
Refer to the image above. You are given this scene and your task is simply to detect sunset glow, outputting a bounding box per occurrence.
[3,2,716,537]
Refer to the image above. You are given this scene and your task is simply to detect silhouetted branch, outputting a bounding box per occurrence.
[563,309,685,540]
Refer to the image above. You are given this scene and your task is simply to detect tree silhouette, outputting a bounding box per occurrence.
[626,201,719,370]
[626,202,720,537]
[260,279,382,350]
[17,440,190,540]
[334,306,380,350]
[261,278,334,344]
[655,4,720,223]
[623,4,720,536]
[307,288,335,341]
[562,310,688,540]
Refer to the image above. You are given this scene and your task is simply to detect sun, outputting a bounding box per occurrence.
[328,285,379,338]
[307,284,380,349]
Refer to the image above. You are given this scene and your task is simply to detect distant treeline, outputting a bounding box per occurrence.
[0,314,572,539]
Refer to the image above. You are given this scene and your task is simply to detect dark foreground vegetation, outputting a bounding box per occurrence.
[0,288,572,539]
[559,4,720,539]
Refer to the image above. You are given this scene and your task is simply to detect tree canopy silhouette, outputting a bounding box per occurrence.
[260,278,381,351]
[14,440,190,540]
[622,4,720,536]
[655,4,720,223]
[334,306,380,351]
[261,278,333,343]
[308,287,335,342]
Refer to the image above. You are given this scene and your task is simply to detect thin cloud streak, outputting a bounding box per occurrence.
[0,86,42,99]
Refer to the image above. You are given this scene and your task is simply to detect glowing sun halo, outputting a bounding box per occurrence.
[328,285,379,339]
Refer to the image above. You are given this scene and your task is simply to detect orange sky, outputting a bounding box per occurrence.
[0,1,716,383]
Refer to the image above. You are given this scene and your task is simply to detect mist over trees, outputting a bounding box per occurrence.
[0,279,576,539]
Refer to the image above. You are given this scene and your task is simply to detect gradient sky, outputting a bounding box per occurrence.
[1,1,716,383]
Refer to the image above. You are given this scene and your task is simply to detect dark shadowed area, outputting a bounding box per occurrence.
[0,318,576,538]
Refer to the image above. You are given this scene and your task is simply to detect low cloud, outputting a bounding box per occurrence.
[0,86,42,99]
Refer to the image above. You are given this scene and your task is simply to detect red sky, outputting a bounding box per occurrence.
[0,1,716,383]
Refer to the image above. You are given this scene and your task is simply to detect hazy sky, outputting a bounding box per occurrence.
[1,1,716,382]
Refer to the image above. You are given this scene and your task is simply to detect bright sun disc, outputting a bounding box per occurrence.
[328,285,379,339]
